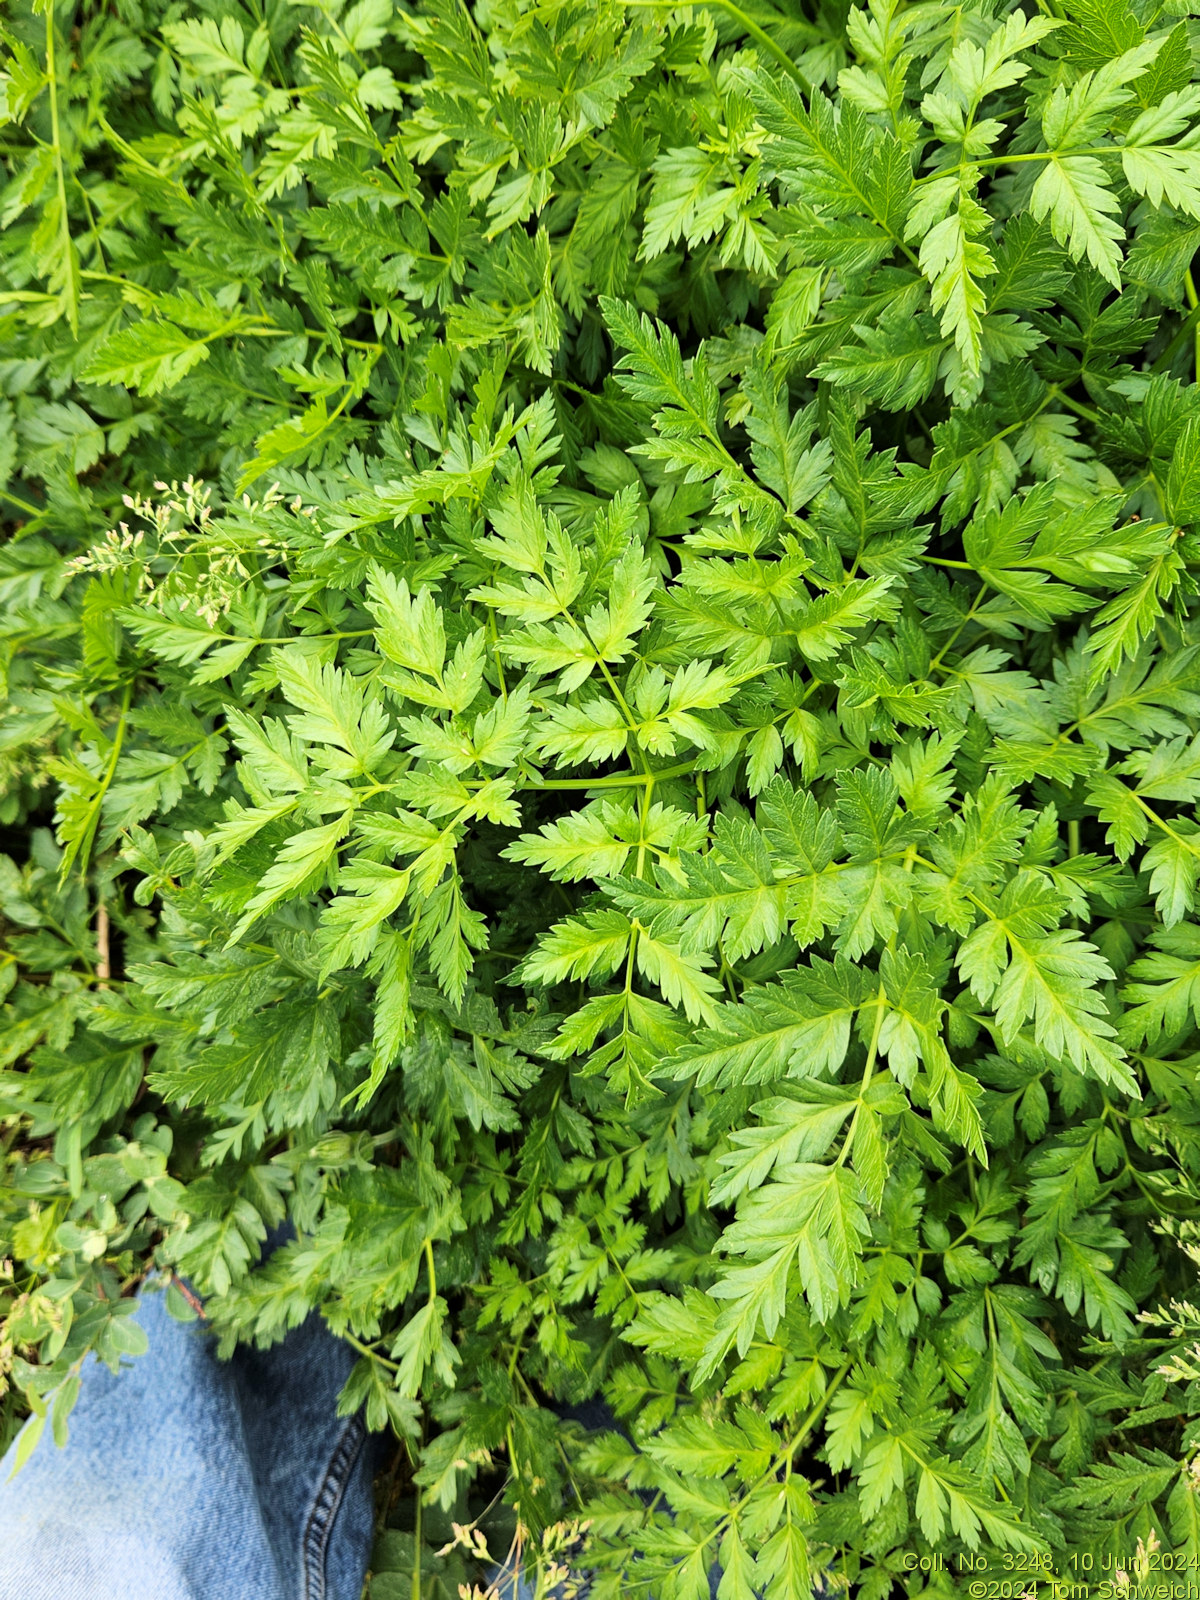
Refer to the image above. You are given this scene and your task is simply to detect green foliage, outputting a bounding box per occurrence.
[4,0,1200,1593]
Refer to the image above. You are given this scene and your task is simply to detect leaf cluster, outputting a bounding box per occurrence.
[5,0,1200,1593]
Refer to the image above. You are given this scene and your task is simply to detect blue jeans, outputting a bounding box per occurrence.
[0,1287,816,1600]
[0,1286,379,1600]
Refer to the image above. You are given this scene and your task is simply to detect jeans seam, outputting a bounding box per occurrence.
[301,1415,365,1600]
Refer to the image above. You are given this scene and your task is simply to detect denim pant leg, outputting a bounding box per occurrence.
[0,1287,377,1600]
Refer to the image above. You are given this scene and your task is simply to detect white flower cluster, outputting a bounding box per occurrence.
[63,478,299,627]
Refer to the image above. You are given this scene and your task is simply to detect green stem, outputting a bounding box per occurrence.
[711,0,810,88]
[929,580,989,672]
[238,325,384,353]
[1153,299,1200,375]
[913,145,1116,186]
[594,655,653,775]
[1053,387,1101,423]
[66,681,133,881]
[0,486,44,519]
[1128,789,1200,861]
[343,1331,400,1372]
[412,1484,423,1600]
[1186,270,1200,386]
[785,1360,854,1460]
[620,0,813,88]
[838,986,886,1168]
[518,761,698,791]
[253,629,374,645]
[44,4,80,335]
[635,772,655,881]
